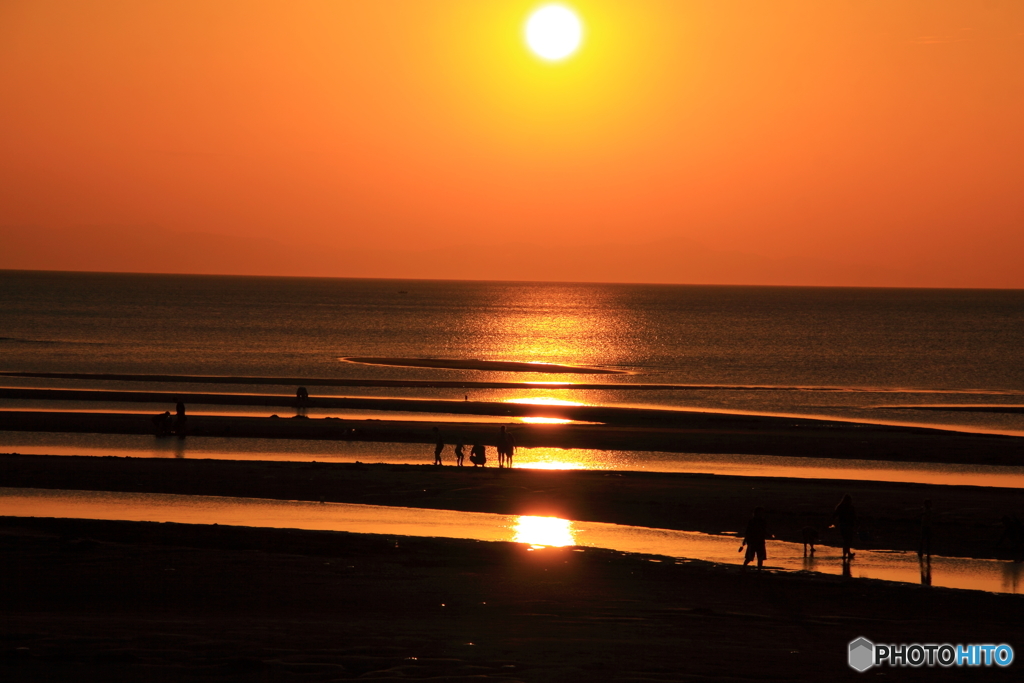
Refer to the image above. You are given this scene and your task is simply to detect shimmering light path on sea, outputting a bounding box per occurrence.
[2,487,1020,595]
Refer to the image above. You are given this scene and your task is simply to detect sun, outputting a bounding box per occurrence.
[525,4,582,61]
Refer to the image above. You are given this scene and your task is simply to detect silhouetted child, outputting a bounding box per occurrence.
[296,386,309,404]
[801,526,818,556]
[432,426,444,466]
[454,437,466,467]
[740,507,769,568]
[830,494,856,561]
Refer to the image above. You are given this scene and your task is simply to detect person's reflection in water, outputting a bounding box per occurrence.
[174,438,186,459]
[802,553,817,573]
[842,559,852,579]
[919,555,932,586]
[1002,561,1022,594]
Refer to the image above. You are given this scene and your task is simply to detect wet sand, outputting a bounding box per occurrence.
[2,515,1022,682]
[3,454,1023,562]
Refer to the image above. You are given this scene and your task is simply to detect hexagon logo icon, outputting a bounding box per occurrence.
[849,637,875,672]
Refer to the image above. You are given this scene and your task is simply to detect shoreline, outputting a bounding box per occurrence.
[3,407,1024,466]
[4,453,1022,562]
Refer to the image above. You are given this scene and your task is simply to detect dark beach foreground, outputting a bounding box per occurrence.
[2,516,1023,682]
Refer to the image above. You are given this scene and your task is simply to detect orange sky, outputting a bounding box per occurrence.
[2,1,1023,287]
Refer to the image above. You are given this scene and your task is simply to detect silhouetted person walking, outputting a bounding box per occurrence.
[740,507,769,568]
[831,494,856,561]
[432,426,444,466]
[454,437,466,467]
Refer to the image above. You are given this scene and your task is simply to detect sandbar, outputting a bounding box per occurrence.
[340,357,628,374]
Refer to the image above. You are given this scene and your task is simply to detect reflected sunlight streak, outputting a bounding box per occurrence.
[513,515,576,547]
[519,416,575,424]
[506,397,585,406]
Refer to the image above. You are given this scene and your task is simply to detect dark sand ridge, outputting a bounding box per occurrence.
[340,357,628,374]
[4,517,1021,682]
[4,454,1024,562]
[888,405,1024,414]
[5,370,1021,394]
[4,409,1024,466]
[5,385,992,427]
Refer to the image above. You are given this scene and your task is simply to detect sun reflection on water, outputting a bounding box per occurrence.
[506,397,585,407]
[513,515,576,547]
[506,396,586,424]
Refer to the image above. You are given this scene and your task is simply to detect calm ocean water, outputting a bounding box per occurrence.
[2,269,1024,435]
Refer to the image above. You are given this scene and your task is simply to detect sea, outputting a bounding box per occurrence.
[2,269,1024,480]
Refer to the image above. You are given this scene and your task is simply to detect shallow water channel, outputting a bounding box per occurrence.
[2,487,1020,595]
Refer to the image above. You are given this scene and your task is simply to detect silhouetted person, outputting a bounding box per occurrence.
[296,386,309,403]
[996,514,1024,560]
[470,443,486,467]
[831,494,856,561]
[152,411,173,436]
[801,526,818,556]
[174,399,187,436]
[919,554,932,586]
[454,437,466,467]
[740,506,769,568]
[497,425,516,468]
[918,499,933,558]
[432,427,444,466]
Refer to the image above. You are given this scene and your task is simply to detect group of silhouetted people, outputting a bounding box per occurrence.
[740,494,943,570]
[432,425,515,468]
[152,399,188,437]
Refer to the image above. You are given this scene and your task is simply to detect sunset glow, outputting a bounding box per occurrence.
[2,1,1021,286]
